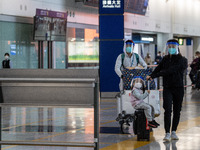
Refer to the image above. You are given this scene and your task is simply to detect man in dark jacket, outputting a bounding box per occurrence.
[155,51,162,64]
[189,51,200,85]
[146,39,188,141]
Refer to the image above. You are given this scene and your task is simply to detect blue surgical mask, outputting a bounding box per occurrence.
[126,47,132,53]
[168,48,177,55]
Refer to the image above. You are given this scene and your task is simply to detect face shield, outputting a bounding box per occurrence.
[131,77,145,89]
[165,41,179,55]
[123,41,135,55]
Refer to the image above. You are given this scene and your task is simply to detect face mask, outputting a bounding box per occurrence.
[5,56,9,59]
[134,83,142,89]
[168,48,177,55]
[126,47,132,53]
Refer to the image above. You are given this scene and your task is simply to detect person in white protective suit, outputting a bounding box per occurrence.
[114,40,147,91]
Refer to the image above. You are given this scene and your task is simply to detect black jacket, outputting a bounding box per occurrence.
[2,59,10,68]
[150,55,188,88]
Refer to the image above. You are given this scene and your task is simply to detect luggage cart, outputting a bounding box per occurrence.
[116,68,160,139]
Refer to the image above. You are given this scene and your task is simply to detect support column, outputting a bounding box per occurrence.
[38,41,44,68]
[193,37,200,53]
[48,41,53,68]
[99,0,124,93]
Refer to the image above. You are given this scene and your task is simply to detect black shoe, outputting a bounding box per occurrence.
[148,121,158,128]
[152,120,160,126]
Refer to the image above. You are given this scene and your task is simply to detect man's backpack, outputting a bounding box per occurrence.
[121,53,139,68]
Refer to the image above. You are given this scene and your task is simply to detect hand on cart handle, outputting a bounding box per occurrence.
[147,90,150,94]
[146,75,152,81]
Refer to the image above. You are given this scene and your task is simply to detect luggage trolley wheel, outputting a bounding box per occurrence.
[119,111,134,134]
[120,121,130,134]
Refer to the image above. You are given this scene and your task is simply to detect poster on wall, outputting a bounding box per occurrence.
[33,9,67,41]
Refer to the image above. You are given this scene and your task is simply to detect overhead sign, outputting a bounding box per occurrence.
[102,0,121,8]
[34,9,67,41]
[36,9,67,19]
[99,0,124,14]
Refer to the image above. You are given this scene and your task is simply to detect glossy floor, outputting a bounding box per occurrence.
[1,87,200,150]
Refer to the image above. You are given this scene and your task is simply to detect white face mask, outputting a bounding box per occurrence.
[134,83,142,89]
[5,56,9,59]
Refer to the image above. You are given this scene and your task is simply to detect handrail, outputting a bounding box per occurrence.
[0,103,93,107]
[0,78,96,82]
[0,77,99,150]
[0,141,95,147]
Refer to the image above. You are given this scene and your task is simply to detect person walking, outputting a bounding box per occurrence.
[189,51,200,85]
[145,53,152,65]
[155,51,162,65]
[115,40,147,90]
[146,39,188,141]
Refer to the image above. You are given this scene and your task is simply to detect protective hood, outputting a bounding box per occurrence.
[123,40,135,56]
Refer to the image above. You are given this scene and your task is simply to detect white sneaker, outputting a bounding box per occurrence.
[171,131,179,140]
[163,133,171,141]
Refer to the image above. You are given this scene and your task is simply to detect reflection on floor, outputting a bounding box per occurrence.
[2,86,200,150]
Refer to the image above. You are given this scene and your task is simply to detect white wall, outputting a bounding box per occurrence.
[0,0,98,25]
[125,0,200,37]
[1,0,200,37]
[124,0,171,33]
[173,0,200,36]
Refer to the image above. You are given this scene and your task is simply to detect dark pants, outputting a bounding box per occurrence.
[189,70,197,84]
[163,87,184,133]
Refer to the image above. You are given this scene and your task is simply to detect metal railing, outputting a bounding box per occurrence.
[0,77,99,150]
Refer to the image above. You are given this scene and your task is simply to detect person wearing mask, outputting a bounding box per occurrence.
[145,53,153,65]
[2,53,12,68]
[189,51,200,86]
[115,40,147,90]
[146,39,188,141]
[130,77,159,128]
[155,51,162,65]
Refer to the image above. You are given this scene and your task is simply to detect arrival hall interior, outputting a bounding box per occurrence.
[1,0,200,150]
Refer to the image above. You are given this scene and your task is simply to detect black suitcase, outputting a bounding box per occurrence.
[134,109,150,141]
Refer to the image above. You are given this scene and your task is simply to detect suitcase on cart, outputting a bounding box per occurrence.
[134,109,150,141]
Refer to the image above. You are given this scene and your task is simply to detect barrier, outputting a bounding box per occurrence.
[0,69,99,150]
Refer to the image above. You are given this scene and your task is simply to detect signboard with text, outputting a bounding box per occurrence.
[99,0,124,14]
[34,9,67,41]
[86,0,149,16]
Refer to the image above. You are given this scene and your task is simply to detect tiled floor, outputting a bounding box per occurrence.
[1,86,200,150]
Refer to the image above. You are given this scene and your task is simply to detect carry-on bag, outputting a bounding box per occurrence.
[134,109,150,141]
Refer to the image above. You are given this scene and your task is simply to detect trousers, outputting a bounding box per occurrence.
[134,102,155,121]
[163,87,184,133]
